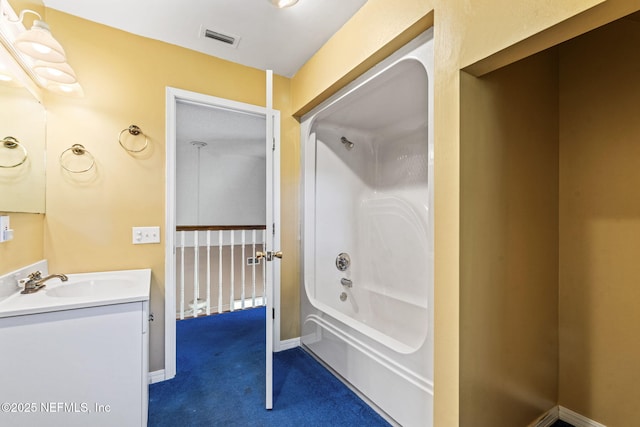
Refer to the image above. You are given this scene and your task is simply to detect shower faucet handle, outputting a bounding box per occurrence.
[336,253,351,271]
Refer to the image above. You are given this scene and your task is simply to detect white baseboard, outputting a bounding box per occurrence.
[530,406,606,427]
[148,369,167,384]
[560,406,607,427]
[276,337,300,352]
[530,406,559,427]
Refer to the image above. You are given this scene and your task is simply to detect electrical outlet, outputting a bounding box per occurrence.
[0,215,13,243]
[132,226,160,244]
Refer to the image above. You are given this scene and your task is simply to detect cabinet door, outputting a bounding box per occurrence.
[0,303,144,427]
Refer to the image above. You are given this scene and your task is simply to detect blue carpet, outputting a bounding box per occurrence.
[149,307,390,426]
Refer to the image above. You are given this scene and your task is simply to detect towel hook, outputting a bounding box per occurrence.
[59,144,95,173]
[0,136,28,168]
[118,124,148,153]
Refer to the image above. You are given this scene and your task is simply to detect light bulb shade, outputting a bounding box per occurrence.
[33,60,77,84]
[45,81,84,97]
[14,20,66,63]
[269,0,299,8]
[0,64,14,83]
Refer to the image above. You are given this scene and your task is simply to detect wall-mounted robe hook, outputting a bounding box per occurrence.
[118,124,148,153]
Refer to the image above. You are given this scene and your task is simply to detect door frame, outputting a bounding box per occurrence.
[164,86,281,382]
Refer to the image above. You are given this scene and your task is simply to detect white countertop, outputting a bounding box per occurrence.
[0,268,151,318]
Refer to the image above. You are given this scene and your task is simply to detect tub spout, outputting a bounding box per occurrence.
[340,278,353,288]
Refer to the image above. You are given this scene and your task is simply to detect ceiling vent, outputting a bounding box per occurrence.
[199,25,241,49]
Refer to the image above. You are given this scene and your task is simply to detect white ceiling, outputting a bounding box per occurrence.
[176,100,266,157]
[42,0,368,78]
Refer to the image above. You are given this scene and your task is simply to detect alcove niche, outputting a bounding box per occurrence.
[460,11,640,427]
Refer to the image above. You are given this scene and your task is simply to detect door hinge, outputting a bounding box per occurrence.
[272,223,275,235]
[272,308,275,319]
[272,137,275,151]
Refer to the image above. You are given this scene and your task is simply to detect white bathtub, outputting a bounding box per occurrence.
[301,29,434,426]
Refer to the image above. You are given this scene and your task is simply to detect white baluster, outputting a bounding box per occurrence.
[230,230,235,312]
[241,230,246,309]
[206,230,211,316]
[179,230,185,320]
[193,230,199,318]
[252,229,257,308]
[218,230,223,314]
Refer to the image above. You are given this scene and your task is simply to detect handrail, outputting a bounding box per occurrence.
[176,225,266,231]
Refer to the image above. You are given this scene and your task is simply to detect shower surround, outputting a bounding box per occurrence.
[300,29,434,426]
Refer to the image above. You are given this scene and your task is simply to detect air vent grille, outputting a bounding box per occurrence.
[204,30,235,45]
[199,25,241,49]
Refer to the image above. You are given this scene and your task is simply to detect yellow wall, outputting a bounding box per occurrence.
[39,9,297,372]
[460,50,559,426]
[0,213,43,275]
[559,17,640,425]
[291,0,433,116]
[276,75,301,338]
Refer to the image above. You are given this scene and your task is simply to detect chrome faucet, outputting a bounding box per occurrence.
[21,271,68,294]
[340,278,353,288]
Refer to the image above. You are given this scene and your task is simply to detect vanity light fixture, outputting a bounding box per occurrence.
[10,10,66,63]
[269,0,299,9]
[46,81,83,97]
[0,1,81,96]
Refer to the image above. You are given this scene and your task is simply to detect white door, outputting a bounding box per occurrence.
[165,86,281,411]
[263,82,281,409]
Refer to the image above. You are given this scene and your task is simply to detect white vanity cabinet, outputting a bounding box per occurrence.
[0,301,149,426]
[0,267,150,427]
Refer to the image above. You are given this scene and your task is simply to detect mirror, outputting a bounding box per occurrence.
[0,53,46,213]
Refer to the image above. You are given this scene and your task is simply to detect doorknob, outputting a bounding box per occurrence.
[255,251,283,261]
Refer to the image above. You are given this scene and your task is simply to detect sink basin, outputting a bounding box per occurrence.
[46,278,138,298]
[0,267,150,318]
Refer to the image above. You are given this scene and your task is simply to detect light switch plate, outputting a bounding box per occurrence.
[132,226,160,244]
